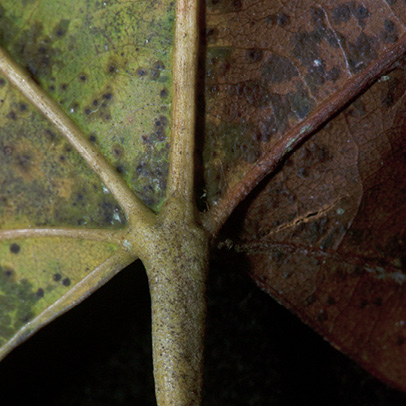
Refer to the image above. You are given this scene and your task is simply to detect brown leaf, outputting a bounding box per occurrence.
[222,59,406,390]
[202,0,406,233]
[205,0,406,391]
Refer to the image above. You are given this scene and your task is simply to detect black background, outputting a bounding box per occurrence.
[0,250,405,406]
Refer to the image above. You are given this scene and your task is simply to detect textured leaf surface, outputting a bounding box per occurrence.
[0,0,175,357]
[0,238,118,350]
[208,1,406,390]
[202,0,406,210]
[1,0,174,210]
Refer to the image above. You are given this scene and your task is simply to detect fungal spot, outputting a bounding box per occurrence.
[93,99,98,106]
[62,278,71,286]
[160,88,168,98]
[206,27,218,43]
[352,4,369,23]
[9,243,20,254]
[7,111,16,120]
[84,108,91,115]
[261,53,298,83]
[19,103,27,112]
[106,57,120,76]
[360,299,368,309]
[116,165,124,173]
[79,74,87,81]
[112,144,124,158]
[374,297,383,307]
[53,273,62,282]
[246,48,263,63]
[397,336,405,346]
[228,80,269,107]
[277,13,290,26]
[60,83,68,91]
[339,32,377,74]
[327,296,336,305]
[4,268,15,279]
[0,78,6,86]
[36,288,44,298]
[3,146,12,156]
[382,19,398,43]
[317,310,328,322]
[331,5,350,24]
[136,67,147,77]
[304,293,317,306]
[289,87,316,119]
[89,134,97,142]
[53,19,70,38]
[102,93,112,100]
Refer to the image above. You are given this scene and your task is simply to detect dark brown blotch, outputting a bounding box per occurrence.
[246,48,263,63]
[160,88,168,98]
[53,273,62,282]
[36,288,44,298]
[62,277,71,286]
[331,5,350,25]
[10,243,21,254]
[53,19,70,38]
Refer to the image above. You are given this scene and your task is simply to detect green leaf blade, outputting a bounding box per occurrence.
[1,0,175,211]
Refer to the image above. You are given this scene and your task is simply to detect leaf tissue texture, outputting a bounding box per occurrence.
[203,0,406,224]
[208,0,406,391]
[0,0,174,211]
[0,0,175,360]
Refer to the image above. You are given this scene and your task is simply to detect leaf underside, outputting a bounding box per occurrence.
[205,0,406,390]
[0,0,175,357]
[1,0,406,397]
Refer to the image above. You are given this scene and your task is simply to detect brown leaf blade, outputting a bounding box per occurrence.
[203,0,406,234]
[225,66,406,389]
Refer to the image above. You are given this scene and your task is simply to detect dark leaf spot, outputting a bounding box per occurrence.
[277,13,290,26]
[246,48,263,63]
[136,68,147,77]
[53,273,62,282]
[36,288,44,298]
[160,88,168,98]
[62,278,71,286]
[10,243,20,254]
[374,297,383,306]
[331,5,350,24]
[3,146,12,156]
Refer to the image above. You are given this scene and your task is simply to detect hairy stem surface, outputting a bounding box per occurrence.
[141,210,208,406]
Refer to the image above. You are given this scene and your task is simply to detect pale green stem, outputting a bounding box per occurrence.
[141,216,208,406]
[0,227,126,245]
[164,0,199,221]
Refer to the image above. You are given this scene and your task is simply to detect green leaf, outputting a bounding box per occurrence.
[0,0,176,366]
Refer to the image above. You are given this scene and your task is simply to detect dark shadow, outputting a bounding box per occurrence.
[194,0,208,213]
[0,260,156,406]
[202,247,406,406]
